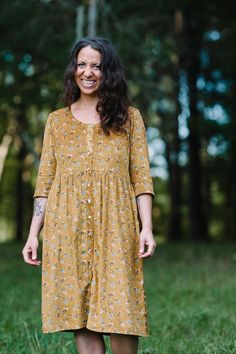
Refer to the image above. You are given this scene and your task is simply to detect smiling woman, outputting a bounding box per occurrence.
[75,46,102,95]
[22,37,156,354]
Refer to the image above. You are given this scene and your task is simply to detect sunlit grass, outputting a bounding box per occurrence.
[0,242,236,353]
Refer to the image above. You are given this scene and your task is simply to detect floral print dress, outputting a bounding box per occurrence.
[33,105,155,336]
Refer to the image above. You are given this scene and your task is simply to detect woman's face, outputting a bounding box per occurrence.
[75,45,102,97]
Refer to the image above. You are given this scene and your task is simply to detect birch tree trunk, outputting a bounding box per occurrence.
[75,5,85,42]
[88,0,97,36]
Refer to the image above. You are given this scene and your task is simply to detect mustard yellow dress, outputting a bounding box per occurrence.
[33,105,155,336]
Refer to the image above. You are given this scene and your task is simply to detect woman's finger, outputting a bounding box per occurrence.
[22,246,41,266]
[139,241,156,258]
[32,248,37,261]
[139,236,145,256]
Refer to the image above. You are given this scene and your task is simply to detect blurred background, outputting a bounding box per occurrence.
[1,0,236,243]
[0,1,236,353]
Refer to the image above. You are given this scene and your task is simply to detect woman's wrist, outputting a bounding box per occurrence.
[28,233,39,240]
[141,224,153,231]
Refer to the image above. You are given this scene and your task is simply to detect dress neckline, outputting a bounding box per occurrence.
[67,106,101,126]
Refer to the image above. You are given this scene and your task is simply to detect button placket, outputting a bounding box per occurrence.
[86,125,94,236]
[86,125,93,171]
[86,125,95,276]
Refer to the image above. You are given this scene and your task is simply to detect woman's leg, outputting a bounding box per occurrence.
[110,334,139,354]
[74,328,106,354]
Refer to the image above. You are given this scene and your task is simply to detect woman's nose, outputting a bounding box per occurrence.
[84,68,93,77]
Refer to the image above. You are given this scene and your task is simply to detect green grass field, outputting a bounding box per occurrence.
[0,241,236,354]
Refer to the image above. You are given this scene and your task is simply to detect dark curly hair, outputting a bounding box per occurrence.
[62,37,130,135]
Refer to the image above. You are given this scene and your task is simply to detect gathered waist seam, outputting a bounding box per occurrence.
[55,168,130,179]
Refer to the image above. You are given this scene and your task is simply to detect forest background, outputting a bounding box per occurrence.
[1,0,236,243]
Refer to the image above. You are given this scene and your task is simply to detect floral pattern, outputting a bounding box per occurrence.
[33,106,155,336]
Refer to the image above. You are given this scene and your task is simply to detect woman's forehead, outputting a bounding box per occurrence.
[77,46,101,62]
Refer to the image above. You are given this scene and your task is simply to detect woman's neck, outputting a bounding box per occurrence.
[75,94,98,111]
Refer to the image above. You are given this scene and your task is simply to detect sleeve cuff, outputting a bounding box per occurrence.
[133,185,156,198]
[33,187,51,199]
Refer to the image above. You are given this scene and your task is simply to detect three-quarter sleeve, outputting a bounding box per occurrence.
[33,112,57,199]
[129,108,155,198]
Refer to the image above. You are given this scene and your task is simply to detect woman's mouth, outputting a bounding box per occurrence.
[81,79,96,88]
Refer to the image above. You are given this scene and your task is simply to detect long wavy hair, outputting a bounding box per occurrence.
[62,37,130,135]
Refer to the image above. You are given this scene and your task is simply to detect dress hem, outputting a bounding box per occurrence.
[42,324,149,337]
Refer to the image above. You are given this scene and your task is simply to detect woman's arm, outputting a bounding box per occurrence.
[128,108,156,258]
[30,197,47,234]
[22,197,47,266]
[136,193,156,258]
[22,112,57,266]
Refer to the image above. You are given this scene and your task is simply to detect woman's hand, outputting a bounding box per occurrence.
[22,236,41,266]
[135,193,156,258]
[22,197,47,266]
[138,228,156,258]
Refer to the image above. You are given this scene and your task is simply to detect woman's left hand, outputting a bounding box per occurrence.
[138,228,156,258]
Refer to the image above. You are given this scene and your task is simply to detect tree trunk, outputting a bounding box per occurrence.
[225,176,236,240]
[0,134,13,182]
[75,5,85,42]
[225,91,236,241]
[167,38,184,241]
[15,109,28,242]
[183,10,208,241]
[88,0,97,37]
[165,134,182,241]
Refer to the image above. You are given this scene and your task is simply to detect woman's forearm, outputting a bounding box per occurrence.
[28,197,48,239]
[136,193,153,230]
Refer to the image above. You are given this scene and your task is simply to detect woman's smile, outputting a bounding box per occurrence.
[80,79,97,88]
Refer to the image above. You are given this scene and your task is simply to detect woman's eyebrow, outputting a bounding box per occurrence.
[77,60,100,65]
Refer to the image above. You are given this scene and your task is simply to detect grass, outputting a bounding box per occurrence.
[0,241,236,353]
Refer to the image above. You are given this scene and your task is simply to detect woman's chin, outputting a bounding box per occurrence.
[80,88,98,97]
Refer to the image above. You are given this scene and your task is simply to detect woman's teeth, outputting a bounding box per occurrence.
[81,79,96,87]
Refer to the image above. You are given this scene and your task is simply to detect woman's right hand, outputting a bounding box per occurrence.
[22,197,47,266]
[22,236,41,266]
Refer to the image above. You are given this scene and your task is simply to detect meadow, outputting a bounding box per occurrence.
[0,241,236,354]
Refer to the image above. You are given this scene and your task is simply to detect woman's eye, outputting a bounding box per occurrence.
[76,63,101,70]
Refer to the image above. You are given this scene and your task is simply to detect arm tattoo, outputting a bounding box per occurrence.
[136,197,141,207]
[33,198,45,217]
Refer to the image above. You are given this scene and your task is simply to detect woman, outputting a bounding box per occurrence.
[22,37,156,354]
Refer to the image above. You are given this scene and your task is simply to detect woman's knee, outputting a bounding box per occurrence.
[74,328,106,354]
[110,333,138,354]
